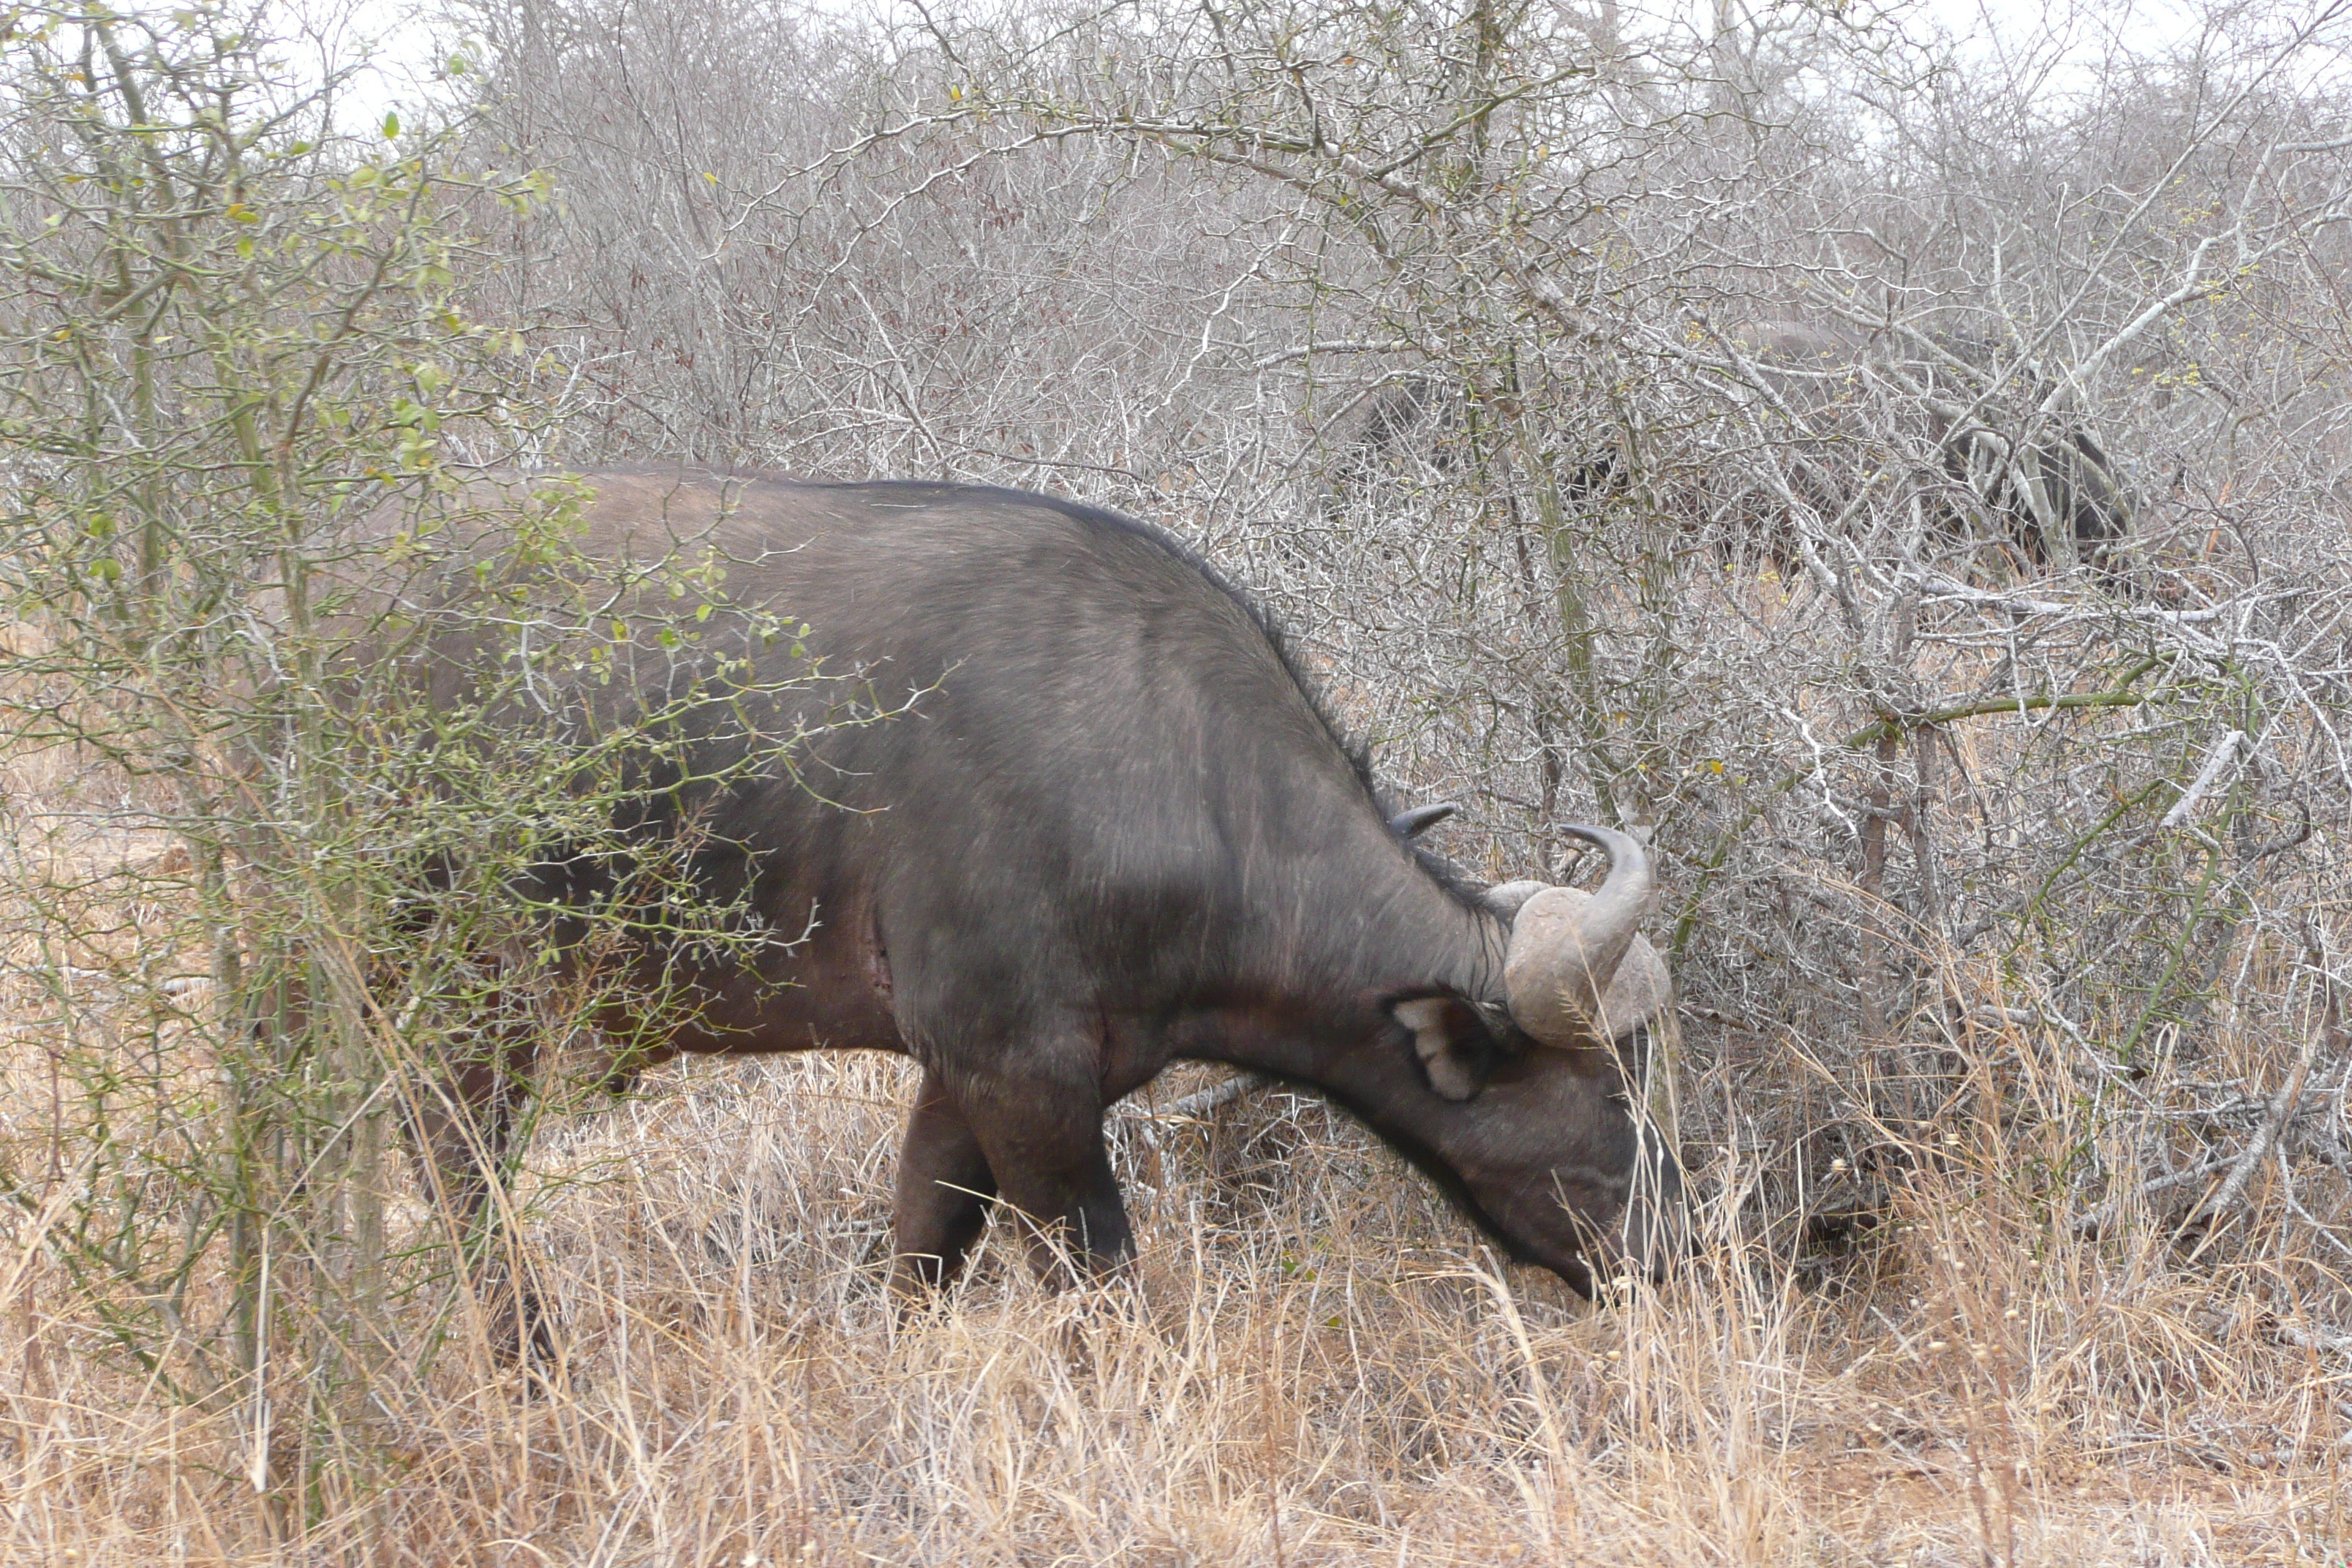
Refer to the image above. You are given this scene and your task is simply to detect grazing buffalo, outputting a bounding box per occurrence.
[1330,328,2134,582]
[1721,321,2133,576]
[396,471,1684,1310]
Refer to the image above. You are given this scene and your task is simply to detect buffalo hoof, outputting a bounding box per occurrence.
[477,1270,559,1368]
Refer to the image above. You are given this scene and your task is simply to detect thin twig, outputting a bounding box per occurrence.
[2157,729,2246,831]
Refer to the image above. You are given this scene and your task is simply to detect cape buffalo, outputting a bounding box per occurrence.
[398,470,1684,1308]
[1723,321,2132,576]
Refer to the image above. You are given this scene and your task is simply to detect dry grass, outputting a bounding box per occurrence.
[1,640,2345,1567]
[3,1026,2348,1567]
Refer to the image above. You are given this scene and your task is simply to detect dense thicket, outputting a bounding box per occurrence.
[454,0,2352,1264]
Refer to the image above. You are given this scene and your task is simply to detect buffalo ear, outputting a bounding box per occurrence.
[1390,992,1505,1101]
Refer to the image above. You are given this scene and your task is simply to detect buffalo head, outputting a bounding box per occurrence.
[1387,825,1685,1292]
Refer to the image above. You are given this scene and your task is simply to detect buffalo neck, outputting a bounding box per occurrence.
[1191,833,1510,1078]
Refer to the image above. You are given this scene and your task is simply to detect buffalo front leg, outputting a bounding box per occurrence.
[956,1070,1134,1289]
[889,1070,999,1300]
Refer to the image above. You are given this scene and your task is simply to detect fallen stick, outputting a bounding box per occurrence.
[2185,945,2340,1256]
[2073,1156,2235,1238]
[1114,1072,1274,1132]
[1156,1072,1273,1120]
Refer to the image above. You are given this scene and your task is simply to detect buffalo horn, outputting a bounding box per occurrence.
[1391,802,1458,840]
[1502,825,1658,1047]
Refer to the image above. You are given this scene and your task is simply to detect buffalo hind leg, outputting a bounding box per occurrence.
[889,1071,999,1302]
[404,1033,552,1364]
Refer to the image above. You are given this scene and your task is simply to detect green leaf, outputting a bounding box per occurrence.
[382,111,400,140]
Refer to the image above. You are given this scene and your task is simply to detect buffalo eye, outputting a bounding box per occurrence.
[1390,992,1506,1101]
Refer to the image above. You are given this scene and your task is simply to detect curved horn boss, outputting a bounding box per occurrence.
[1504,826,1666,1047]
